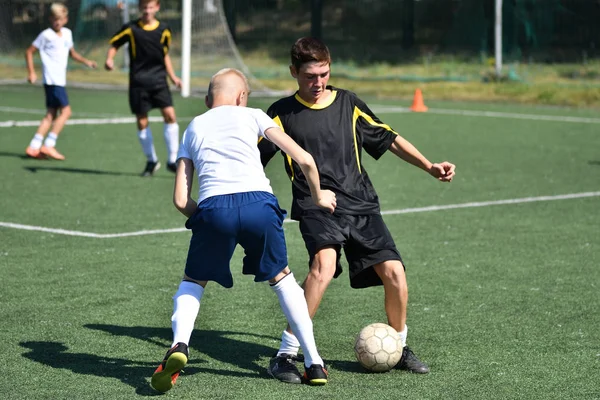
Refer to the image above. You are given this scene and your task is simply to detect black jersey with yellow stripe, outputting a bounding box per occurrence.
[260,86,398,220]
[109,19,171,89]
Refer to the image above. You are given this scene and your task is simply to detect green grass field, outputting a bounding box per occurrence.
[1,84,599,399]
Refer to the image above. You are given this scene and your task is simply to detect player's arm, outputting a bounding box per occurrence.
[25,44,38,83]
[105,24,129,70]
[173,158,197,218]
[354,94,456,182]
[164,54,181,88]
[389,137,455,182]
[104,46,118,71]
[264,126,336,213]
[259,107,283,167]
[69,48,97,69]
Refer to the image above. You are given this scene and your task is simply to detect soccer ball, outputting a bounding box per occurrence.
[354,323,402,372]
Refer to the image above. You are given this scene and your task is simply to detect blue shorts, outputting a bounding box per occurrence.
[44,85,69,109]
[184,191,288,288]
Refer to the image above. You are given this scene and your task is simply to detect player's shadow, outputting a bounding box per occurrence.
[0,151,29,159]
[589,161,600,166]
[85,324,279,380]
[24,165,172,179]
[19,340,184,396]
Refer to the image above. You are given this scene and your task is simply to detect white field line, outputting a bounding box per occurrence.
[370,105,600,124]
[0,106,130,118]
[3,105,600,128]
[1,191,598,239]
[0,116,166,128]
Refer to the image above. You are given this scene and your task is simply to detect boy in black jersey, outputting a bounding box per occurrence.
[260,37,456,382]
[104,0,181,176]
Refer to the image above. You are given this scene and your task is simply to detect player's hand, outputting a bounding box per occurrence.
[172,76,182,89]
[429,162,456,182]
[27,72,37,84]
[87,60,98,69]
[104,59,114,71]
[315,189,337,213]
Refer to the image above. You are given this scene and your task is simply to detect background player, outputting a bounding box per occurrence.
[151,68,336,392]
[24,2,97,160]
[104,0,181,177]
[260,37,456,383]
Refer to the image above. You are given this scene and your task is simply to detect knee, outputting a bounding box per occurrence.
[308,254,336,284]
[376,261,407,289]
[60,107,72,119]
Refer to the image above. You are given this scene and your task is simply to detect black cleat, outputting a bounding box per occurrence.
[141,161,161,177]
[268,354,303,384]
[396,346,429,374]
[167,162,177,173]
[303,364,328,386]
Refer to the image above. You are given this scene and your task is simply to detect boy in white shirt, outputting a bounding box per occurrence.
[150,68,336,393]
[24,2,96,160]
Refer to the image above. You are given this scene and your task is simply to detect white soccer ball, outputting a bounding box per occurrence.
[354,323,402,372]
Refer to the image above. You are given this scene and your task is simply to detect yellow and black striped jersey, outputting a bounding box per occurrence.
[259,86,398,220]
[109,19,171,89]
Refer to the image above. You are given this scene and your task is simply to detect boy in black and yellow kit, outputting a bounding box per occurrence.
[105,0,181,176]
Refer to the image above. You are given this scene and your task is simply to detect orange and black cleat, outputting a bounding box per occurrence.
[303,364,328,386]
[150,342,189,393]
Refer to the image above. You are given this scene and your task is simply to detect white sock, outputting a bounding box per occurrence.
[29,133,44,149]
[138,128,158,162]
[271,273,323,368]
[163,122,179,164]
[171,281,204,347]
[398,324,408,348]
[278,330,300,357]
[43,132,58,148]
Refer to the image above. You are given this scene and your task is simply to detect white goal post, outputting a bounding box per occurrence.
[179,0,282,97]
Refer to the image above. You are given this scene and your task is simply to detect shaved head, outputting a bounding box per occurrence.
[206,68,250,108]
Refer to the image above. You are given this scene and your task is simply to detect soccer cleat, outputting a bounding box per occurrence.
[25,146,45,159]
[268,354,303,384]
[303,364,328,386]
[167,162,177,173]
[141,161,161,177]
[40,146,65,160]
[151,342,189,393]
[396,346,429,374]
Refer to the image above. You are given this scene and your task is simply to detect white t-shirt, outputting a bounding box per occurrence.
[178,105,279,203]
[32,27,73,86]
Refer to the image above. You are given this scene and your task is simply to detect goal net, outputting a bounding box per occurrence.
[0,0,282,96]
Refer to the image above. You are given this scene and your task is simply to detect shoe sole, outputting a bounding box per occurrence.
[306,378,328,386]
[150,352,187,393]
[40,151,65,160]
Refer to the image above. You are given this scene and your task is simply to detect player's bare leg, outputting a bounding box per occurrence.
[40,106,70,160]
[136,113,160,176]
[373,260,407,331]
[269,246,337,384]
[26,109,56,158]
[374,259,429,374]
[160,106,179,172]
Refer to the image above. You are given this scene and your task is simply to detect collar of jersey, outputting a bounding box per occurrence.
[294,90,337,109]
[137,20,160,31]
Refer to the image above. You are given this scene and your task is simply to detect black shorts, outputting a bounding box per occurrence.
[129,85,173,115]
[299,210,403,289]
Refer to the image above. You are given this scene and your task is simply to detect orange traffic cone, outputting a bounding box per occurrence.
[409,89,428,112]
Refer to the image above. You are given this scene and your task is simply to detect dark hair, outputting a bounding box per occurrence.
[290,37,331,71]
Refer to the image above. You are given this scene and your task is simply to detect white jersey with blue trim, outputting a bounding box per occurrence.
[178,105,278,203]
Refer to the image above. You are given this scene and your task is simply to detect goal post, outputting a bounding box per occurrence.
[179,0,283,97]
[181,0,192,97]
